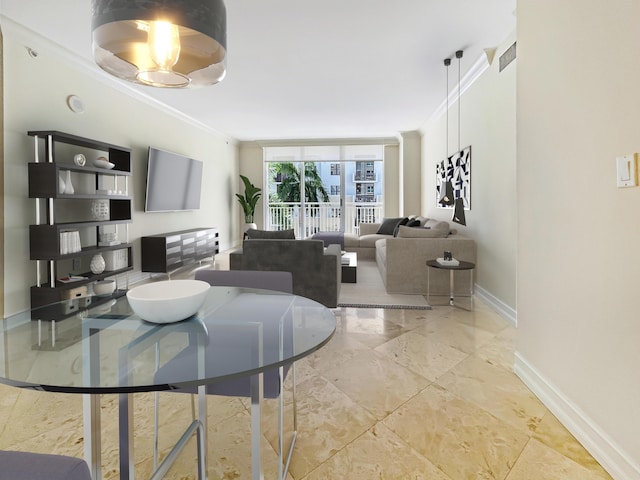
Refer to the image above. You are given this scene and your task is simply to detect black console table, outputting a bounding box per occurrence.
[141,228,219,274]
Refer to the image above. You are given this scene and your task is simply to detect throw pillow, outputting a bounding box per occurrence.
[406,219,421,227]
[392,217,410,237]
[246,228,295,239]
[396,225,448,238]
[376,217,404,236]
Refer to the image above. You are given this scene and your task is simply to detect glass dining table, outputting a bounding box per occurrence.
[0,286,336,480]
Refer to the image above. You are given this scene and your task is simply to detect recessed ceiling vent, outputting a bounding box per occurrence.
[499,42,516,72]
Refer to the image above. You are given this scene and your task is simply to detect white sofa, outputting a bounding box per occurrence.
[345,218,477,295]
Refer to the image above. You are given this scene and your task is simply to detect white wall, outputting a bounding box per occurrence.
[238,142,264,235]
[517,2,640,478]
[383,144,400,217]
[2,21,238,315]
[421,33,517,316]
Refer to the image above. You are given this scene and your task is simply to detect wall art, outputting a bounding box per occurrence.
[436,145,471,225]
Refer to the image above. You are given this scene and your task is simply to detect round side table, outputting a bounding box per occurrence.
[426,259,475,308]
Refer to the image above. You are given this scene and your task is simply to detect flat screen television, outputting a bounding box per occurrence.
[145,147,203,212]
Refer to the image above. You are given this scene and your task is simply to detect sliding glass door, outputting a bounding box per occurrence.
[264,145,384,238]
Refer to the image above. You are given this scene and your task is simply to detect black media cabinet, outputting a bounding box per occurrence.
[141,228,219,274]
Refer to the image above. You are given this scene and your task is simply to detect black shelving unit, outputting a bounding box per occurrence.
[27,131,134,309]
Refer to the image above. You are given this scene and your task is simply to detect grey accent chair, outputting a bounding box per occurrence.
[154,270,296,479]
[229,239,341,307]
[0,451,91,480]
[195,269,293,295]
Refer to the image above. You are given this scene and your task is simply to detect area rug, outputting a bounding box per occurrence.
[338,260,431,310]
[214,251,431,309]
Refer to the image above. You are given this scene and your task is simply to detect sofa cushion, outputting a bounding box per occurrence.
[376,217,405,235]
[246,228,295,239]
[424,219,450,234]
[360,234,389,248]
[343,233,360,249]
[397,225,449,238]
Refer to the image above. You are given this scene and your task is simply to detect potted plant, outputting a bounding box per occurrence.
[235,174,262,231]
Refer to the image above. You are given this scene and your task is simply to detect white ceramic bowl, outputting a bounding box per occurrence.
[126,280,210,324]
[93,158,115,169]
[93,279,116,296]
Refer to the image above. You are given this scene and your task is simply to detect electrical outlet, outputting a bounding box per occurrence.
[72,257,82,271]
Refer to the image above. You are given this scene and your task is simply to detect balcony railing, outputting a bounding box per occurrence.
[353,173,376,182]
[266,202,383,238]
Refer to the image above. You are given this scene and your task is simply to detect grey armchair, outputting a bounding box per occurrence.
[229,239,341,307]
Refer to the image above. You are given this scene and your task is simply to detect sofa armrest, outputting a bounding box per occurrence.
[377,235,477,295]
[359,223,381,236]
[324,244,341,257]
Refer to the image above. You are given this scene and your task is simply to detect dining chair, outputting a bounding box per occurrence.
[0,450,91,480]
[154,269,296,480]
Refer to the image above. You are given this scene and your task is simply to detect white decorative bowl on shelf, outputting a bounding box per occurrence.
[126,280,210,324]
[93,157,115,169]
[93,279,116,296]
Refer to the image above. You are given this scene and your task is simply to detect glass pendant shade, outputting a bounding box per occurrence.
[91,0,226,88]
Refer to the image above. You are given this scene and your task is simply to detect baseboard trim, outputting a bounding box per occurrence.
[514,353,640,480]
[474,284,517,326]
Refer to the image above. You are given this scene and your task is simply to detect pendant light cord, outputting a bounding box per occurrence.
[456,50,463,152]
[444,58,451,157]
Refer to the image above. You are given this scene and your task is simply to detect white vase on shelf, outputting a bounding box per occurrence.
[58,174,66,194]
[90,254,106,274]
[63,170,74,195]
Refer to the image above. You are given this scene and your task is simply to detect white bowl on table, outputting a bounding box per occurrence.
[126,279,210,324]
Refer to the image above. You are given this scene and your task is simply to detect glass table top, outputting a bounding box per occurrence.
[0,287,336,394]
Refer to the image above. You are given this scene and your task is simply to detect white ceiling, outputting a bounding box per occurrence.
[0,0,516,142]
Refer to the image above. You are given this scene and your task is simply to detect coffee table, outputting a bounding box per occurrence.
[341,251,357,283]
[426,259,475,309]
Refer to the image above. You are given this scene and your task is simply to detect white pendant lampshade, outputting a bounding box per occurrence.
[91,0,227,88]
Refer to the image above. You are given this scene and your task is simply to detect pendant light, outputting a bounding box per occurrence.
[439,57,454,207]
[91,0,227,88]
[453,50,466,226]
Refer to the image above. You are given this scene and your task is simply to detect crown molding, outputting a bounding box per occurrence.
[426,52,491,124]
[252,136,400,148]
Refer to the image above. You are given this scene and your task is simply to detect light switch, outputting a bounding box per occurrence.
[616,153,638,187]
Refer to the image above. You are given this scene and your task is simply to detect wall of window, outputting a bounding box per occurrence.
[263,145,385,236]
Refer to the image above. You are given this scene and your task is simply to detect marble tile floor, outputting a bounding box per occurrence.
[0,298,613,479]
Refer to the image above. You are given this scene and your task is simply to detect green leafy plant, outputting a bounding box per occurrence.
[269,162,329,203]
[235,174,262,223]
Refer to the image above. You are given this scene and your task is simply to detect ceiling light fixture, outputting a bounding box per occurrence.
[91,0,227,88]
